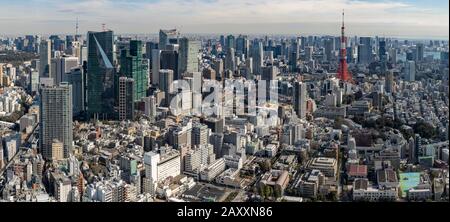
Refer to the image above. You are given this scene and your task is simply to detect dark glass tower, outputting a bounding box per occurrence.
[87,30,115,119]
[119,40,148,102]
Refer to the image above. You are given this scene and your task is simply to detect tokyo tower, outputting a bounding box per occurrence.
[337,10,352,82]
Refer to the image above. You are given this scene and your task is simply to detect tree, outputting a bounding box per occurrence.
[259,159,272,172]
[414,121,437,139]
[264,186,273,198]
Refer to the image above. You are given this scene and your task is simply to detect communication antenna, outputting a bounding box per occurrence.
[102,23,106,31]
[75,17,79,40]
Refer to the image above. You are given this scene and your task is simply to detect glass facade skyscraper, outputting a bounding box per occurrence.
[87,30,115,119]
[119,40,148,102]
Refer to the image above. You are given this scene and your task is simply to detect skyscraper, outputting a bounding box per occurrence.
[67,67,85,117]
[39,83,73,160]
[404,60,416,82]
[178,38,200,78]
[416,43,424,62]
[294,81,307,119]
[118,77,134,121]
[192,124,209,147]
[324,38,334,62]
[87,30,115,119]
[158,69,174,105]
[39,39,52,78]
[252,40,263,75]
[225,47,236,72]
[358,37,372,64]
[120,40,148,102]
[51,56,79,85]
[159,29,178,51]
[386,70,394,93]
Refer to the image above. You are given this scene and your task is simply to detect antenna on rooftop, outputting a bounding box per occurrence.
[75,17,79,39]
[102,23,107,32]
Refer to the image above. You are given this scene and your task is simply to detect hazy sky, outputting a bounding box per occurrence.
[0,0,448,39]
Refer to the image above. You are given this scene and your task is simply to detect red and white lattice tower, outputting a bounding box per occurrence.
[337,10,352,82]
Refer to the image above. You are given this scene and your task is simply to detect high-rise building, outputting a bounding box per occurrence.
[252,40,263,75]
[119,40,148,102]
[192,123,209,147]
[160,50,179,79]
[178,38,200,77]
[324,38,334,62]
[29,71,39,93]
[67,67,85,117]
[51,56,79,85]
[151,49,161,85]
[145,41,158,60]
[158,69,174,105]
[143,96,157,119]
[386,70,394,93]
[39,83,73,160]
[404,60,416,82]
[358,37,372,64]
[294,81,307,119]
[39,39,52,78]
[213,59,224,81]
[416,43,424,62]
[87,30,115,119]
[305,46,314,61]
[118,77,134,121]
[159,29,178,51]
[225,47,236,72]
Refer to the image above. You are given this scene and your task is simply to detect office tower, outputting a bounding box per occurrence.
[144,96,157,119]
[404,60,416,82]
[294,81,307,119]
[226,35,235,51]
[324,38,334,62]
[379,40,388,73]
[252,40,263,75]
[145,42,158,60]
[118,77,134,121]
[178,38,200,77]
[416,43,424,62]
[151,49,161,85]
[261,65,278,81]
[39,83,73,160]
[51,56,79,85]
[158,69,174,102]
[39,39,52,78]
[120,40,148,102]
[87,30,115,119]
[225,47,236,72]
[29,71,39,93]
[160,50,179,79]
[386,70,394,93]
[389,48,397,64]
[213,59,224,80]
[159,29,178,51]
[379,40,387,60]
[192,124,209,147]
[67,67,85,117]
[305,46,314,61]
[358,37,372,64]
[236,35,248,57]
[210,133,224,158]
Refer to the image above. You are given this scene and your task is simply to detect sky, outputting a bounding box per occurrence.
[0,0,448,39]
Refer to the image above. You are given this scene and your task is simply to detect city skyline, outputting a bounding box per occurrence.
[0,0,448,39]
